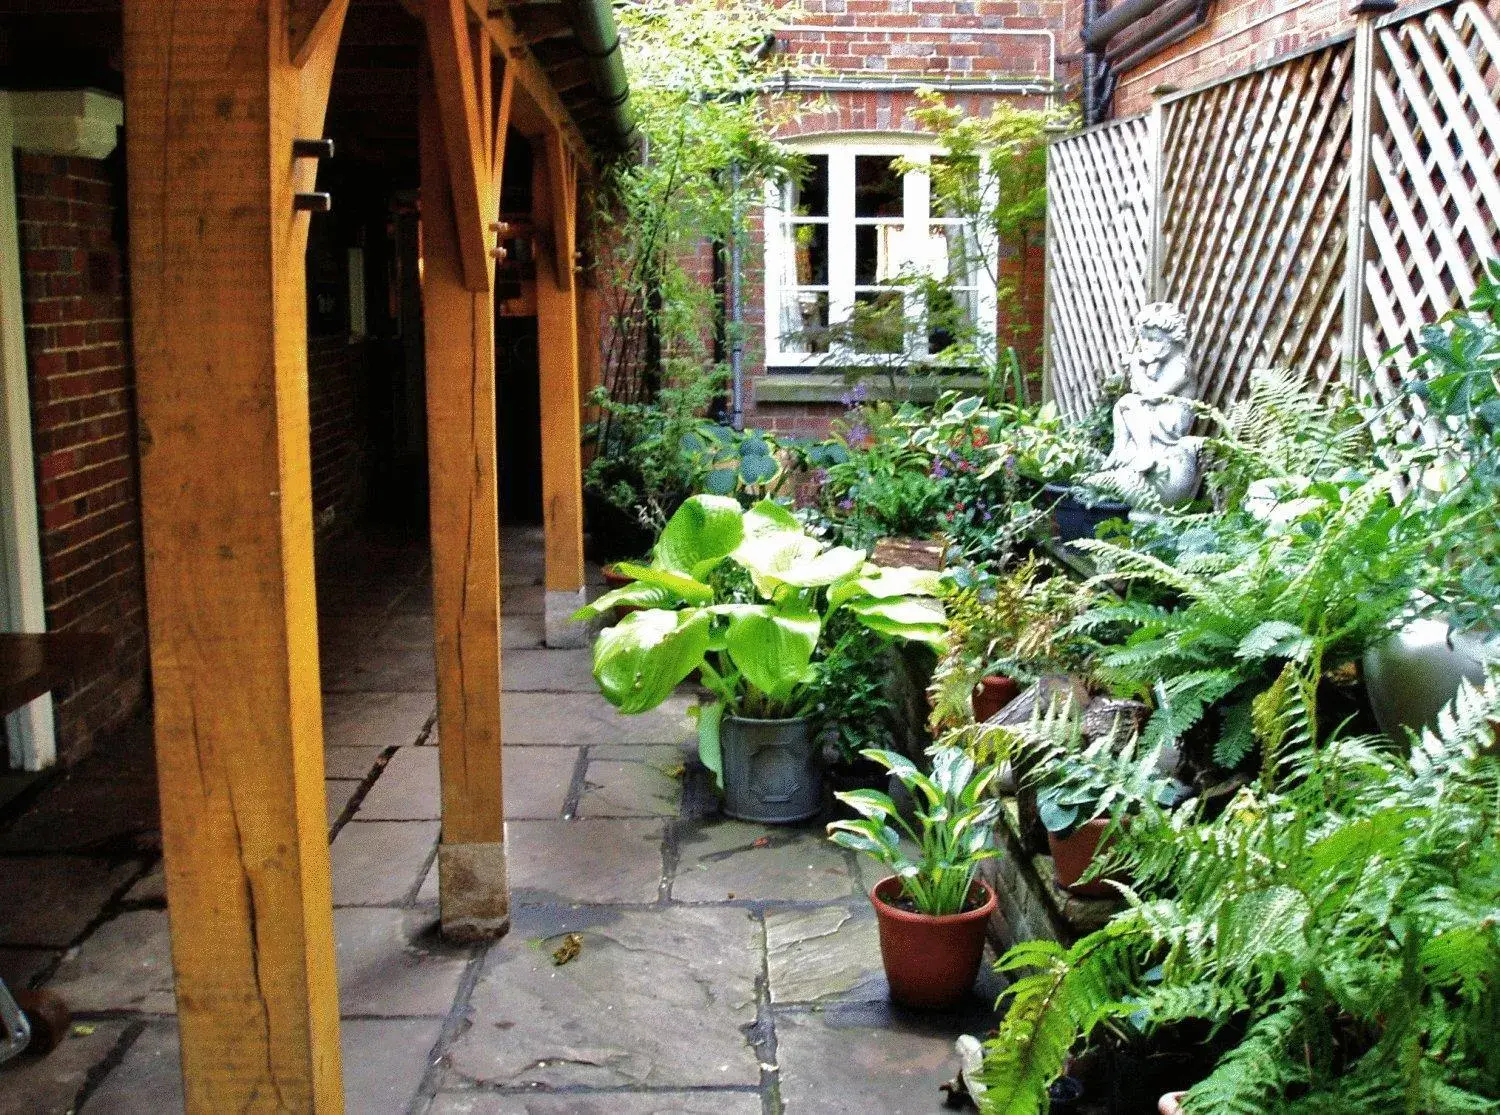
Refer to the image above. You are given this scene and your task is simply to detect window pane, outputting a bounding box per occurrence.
[854,155,903,218]
[778,291,831,354]
[790,222,829,285]
[927,222,980,285]
[855,223,901,285]
[787,154,829,217]
[929,288,978,354]
[851,290,907,354]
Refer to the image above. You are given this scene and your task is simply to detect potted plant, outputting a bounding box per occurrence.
[827,746,1000,1009]
[1363,274,1500,738]
[575,494,946,823]
[927,557,1097,732]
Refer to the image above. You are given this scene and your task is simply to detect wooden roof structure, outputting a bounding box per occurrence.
[110,1,622,1107]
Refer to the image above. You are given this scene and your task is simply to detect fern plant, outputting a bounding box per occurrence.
[1070,471,1426,770]
[978,672,1500,1114]
[928,558,1098,732]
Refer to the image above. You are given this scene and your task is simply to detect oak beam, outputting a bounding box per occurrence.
[426,0,492,291]
[533,133,588,645]
[420,68,510,939]
[121,1,348,1110]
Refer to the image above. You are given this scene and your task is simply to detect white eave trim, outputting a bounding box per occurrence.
[11,89,123,161]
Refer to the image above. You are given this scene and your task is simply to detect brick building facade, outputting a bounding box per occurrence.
[735,1,1073,435]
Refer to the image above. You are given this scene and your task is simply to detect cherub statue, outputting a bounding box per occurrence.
[1100,302,1202,507]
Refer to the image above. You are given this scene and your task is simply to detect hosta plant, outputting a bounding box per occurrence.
[574,494,946,781]
[827,746,1000,915]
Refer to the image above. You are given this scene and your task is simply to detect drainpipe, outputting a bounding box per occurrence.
[728,159,745,430]
[1082,0,1106,125]
[557,0,635,149]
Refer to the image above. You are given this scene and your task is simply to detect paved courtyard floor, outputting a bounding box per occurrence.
[0,527,997,1114]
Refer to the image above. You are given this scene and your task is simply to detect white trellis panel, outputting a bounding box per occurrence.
[1358,0,1500,440]
[1044,114,1156,420]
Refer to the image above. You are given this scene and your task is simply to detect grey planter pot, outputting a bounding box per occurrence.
[721,714,822,824]
[1364,619,1500,740]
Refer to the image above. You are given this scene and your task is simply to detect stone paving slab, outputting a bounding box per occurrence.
[45,910,176,1014]
[501,613,546,650]
[773,1005,981,1114]
[576,759,681,818]
[78,1023,180,1114]
[325,645,438,693]
[502,694,696,747]
[0,776,160,855]
[342,1017,445,1113]
[765,905,886,1005]
[426,1090,764,1114]
[672,821,855,904]
[445,906,761,1091]
[324,745,387,780]
[327,779,361,827]
[500,585,545,616]
[1,1019,129,1115]
[590,744,689,764]
[501,747,578,820]
[323,691,434,750]
[0,945,57,989]
[375,610,435,648]
[331,820,439,906]
[122,865,165,904]
[335,907,470,1017]
[505,820,664,904]
[500,648,598,692]
[358,746,440,820]
[0,857,136,946]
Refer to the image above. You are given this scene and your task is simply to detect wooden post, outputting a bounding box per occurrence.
[421,56,509,937]
[122,1,348,1109]
[534,131,589,647]
[1340,2,1390,388]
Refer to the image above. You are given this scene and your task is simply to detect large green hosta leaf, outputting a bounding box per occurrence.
[734,531,866,595]
[652,494,745,579]
[723,606,821,703]
[611,561,713,605]
[592,608,710,713]
[846,596,948,648]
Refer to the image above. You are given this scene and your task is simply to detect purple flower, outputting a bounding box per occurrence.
[931,461,949,479]
[812,468,829,484]
[846,423,871,446]
[838,497,856,512]
[839,382,869,409]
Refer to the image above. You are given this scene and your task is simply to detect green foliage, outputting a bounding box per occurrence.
[577,496,946,776]
[827,746,1000,915]
[1073,473,1426,766]
[978,673,1500,1115]
[928,557,1098,733]
[811,611,901,763]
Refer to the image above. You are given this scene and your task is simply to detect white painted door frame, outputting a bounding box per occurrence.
[0,91,56,770]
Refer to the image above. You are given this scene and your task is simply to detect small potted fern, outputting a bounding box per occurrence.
[827,747,1000,1009]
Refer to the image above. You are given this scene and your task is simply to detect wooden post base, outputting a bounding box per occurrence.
[544,587,596,649]
[438,841,511,941]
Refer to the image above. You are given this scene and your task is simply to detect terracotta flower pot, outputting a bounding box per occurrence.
[1047,818,1117,898]
[972,674,1020,723]
[870,875,996,1010]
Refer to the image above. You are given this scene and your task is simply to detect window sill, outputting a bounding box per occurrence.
[754,372,991,405]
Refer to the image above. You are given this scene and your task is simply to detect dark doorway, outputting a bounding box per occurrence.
[497,317,543,523]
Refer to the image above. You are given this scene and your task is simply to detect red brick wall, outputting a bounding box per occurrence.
[307,334,373,539]
[1110,0,1354,117]
[15,152,149,765]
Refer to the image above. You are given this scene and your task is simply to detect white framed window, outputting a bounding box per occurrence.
[763,137,998,369]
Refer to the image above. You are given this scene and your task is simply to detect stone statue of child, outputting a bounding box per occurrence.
[1102,302,1202,507]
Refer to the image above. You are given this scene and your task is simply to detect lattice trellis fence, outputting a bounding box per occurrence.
[1044,115,1156,420]
[1045,0,1500,425]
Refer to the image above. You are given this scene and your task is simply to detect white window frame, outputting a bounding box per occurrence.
[763,135,999,370]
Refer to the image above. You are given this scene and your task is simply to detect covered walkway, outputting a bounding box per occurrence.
[0,529,998,1113]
